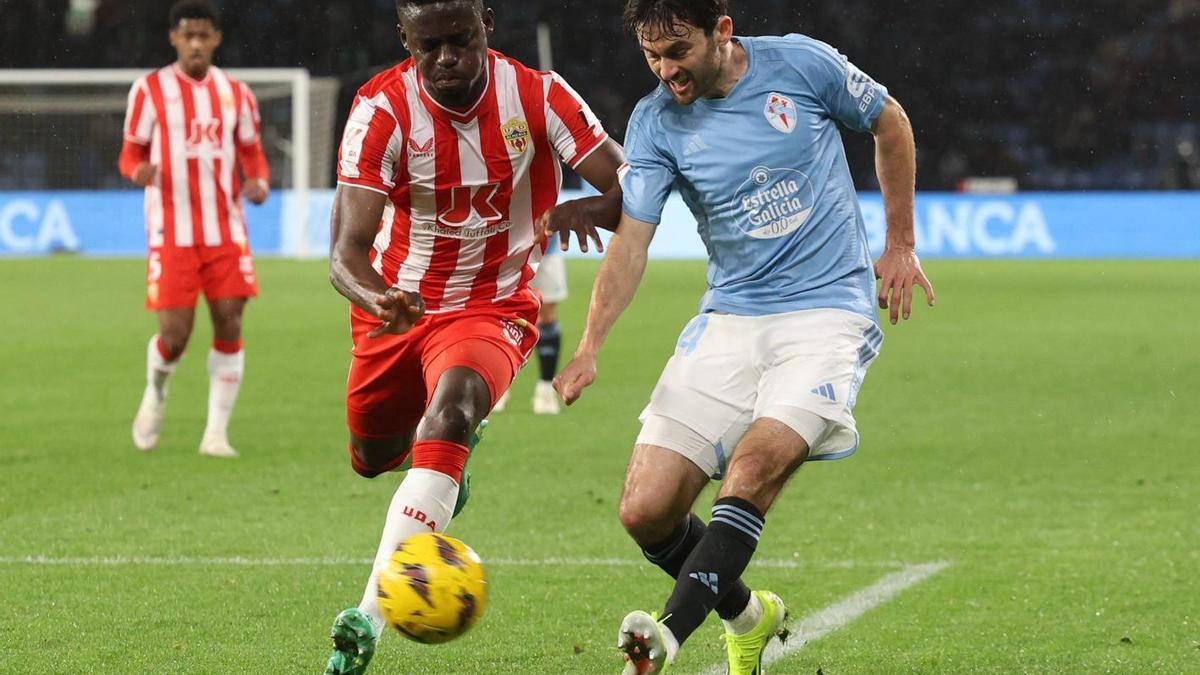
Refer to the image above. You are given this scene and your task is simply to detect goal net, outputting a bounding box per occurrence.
[0,68,338,256]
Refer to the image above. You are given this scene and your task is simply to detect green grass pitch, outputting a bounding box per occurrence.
[0,257,1196,673]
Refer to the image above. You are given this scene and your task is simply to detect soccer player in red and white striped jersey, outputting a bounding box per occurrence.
[121,0,270,459]
[323,1,624,670]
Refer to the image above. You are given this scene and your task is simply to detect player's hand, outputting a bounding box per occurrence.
[535,196,608,253]
[874,246,935,325]
[241,178,269,205]
[131,162,157,187]
[369,288,426,338]
[553,353,597,406]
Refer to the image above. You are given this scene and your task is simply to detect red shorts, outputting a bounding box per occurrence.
[345,290,541,441]
[146,243,258,310]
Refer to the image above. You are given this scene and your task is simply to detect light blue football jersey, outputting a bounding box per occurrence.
[620,34,888,320]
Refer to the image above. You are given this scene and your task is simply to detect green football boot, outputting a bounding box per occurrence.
[325,607,378,675]
[451,419,487,518]
[722,591,790,675]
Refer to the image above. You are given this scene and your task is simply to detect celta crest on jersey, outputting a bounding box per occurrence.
[763,92,796,134]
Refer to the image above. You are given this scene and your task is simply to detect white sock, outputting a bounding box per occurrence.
[146,334,179,402]
[358,468,460,631]
[722,592,764,636]
[203,348,244,439]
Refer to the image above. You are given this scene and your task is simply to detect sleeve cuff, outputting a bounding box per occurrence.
[620,207,661,227]
[566,131,610,169]
[861,84,889,132]
[336,180,392,196]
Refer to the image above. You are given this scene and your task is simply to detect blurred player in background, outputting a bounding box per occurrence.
[323,1,623,672]
[551,0,936,672]
[122,0,269,459]
[493,230,568,414]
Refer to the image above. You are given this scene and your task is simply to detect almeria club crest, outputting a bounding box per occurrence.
[501,117,530,155]
[763,92,796,134]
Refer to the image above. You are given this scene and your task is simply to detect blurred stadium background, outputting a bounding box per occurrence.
[1,0,1197,258]
[3,0,1199,191]
[1,2,1198,673]
[1,0,1198,257]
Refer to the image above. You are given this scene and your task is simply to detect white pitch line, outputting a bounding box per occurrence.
[697,561,951,675]
[0,554,915,570]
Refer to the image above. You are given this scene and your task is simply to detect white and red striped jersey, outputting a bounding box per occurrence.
[123,64,267,249]
[336,50,608,314]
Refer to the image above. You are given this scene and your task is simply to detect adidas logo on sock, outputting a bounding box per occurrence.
[688,571,719,594]
[811,383,837,401]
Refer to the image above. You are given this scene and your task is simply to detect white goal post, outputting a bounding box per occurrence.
[0,68,338,257]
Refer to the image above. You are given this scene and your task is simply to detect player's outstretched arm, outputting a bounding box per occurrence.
[554,213,654,405]
[871,96,935,324]
[538,139,626,252]
[329,185,424,337]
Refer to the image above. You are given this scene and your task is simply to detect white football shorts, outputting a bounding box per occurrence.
[530,251,568,303]
[635,308,883,479]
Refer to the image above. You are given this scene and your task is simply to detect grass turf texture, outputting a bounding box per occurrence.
[0,258,1197,673]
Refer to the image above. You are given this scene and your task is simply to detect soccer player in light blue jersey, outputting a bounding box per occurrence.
[548,1,935,672]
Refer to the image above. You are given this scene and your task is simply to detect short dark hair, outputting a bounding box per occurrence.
[623,0,728,38]
[395,0,483,18]
[169,0,220,30]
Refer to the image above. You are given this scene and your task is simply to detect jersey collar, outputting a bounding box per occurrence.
[172,63,214,87]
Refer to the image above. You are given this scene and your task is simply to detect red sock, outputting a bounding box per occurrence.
[212,337,243,354]
[410,440,470,483]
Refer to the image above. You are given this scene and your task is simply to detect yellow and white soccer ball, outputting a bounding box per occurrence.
[376,532,488,644]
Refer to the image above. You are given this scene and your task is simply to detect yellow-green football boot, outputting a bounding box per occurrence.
[722,591,790,674]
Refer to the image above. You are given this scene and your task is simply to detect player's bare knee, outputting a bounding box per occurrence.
[618,493,677,545]
[158,328,191,356]
[418,401,478,444]
[420,368,490,443]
